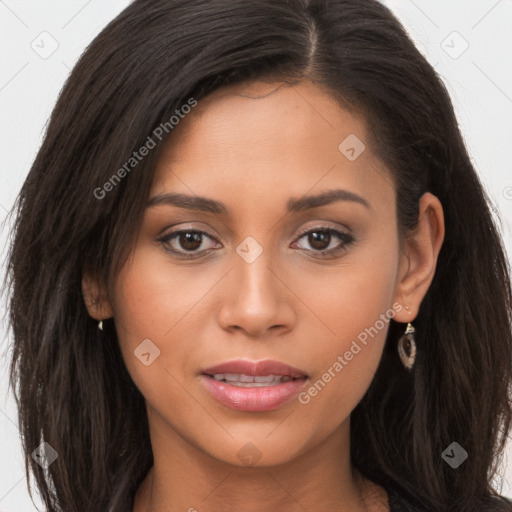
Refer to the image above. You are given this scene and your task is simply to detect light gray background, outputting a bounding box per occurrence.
[1,1,511,510]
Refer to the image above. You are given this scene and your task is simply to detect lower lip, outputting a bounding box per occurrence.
[201,375,308,412]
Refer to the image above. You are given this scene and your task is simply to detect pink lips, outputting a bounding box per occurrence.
[201,359,309,412]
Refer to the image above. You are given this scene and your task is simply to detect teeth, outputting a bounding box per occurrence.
[254,375,277,383]
[210,374,294,386]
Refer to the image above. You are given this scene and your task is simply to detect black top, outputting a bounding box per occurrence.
[387,487,426,511]
[387,487,512,511]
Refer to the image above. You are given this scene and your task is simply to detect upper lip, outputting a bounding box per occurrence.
[202,359,308,378]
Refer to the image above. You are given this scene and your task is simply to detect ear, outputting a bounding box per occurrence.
[392,192,445,323]
[81,270,114,321]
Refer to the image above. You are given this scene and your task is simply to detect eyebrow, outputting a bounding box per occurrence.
[146,188,371,214]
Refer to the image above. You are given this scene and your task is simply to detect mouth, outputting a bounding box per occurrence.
[200,359,309,411]
[204,373,302,387]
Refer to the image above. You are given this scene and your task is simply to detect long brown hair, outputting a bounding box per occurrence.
[3,0,512,510]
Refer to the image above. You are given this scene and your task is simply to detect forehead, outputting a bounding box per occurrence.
[150,80,392,212]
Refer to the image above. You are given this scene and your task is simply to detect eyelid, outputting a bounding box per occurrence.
[157,227,220,253]
[294,221,352,238]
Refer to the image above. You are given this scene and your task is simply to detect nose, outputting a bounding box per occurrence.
[217,247,296,338]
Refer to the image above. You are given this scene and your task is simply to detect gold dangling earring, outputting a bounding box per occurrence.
[398,322,416,370]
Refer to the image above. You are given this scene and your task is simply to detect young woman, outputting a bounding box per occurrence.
[3,0,512,511]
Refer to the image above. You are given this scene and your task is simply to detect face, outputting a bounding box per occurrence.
[94,80,417,467]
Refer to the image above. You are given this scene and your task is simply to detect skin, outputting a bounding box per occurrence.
[83,79,444,512]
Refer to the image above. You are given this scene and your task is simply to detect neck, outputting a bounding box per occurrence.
[133,405,387,512]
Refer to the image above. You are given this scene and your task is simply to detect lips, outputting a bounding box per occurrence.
[200,359,309,412]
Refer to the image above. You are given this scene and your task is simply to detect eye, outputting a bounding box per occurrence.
[292,227,355,256]
[157,225,355,259]
[157,229,220,257]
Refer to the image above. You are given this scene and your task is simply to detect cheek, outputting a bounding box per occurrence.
[113,242,213,339]
[110,247,187,382]
[292,236,399,426]
[110,245,227,405]
[293,301,395,443]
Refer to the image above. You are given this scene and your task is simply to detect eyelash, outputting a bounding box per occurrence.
[157,226,355,259]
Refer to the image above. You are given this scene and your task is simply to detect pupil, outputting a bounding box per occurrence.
[180,232,202,251]
[310,231,330,250]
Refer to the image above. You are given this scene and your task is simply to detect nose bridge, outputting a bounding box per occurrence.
[217,234,294,335]
[234,234,280,307]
